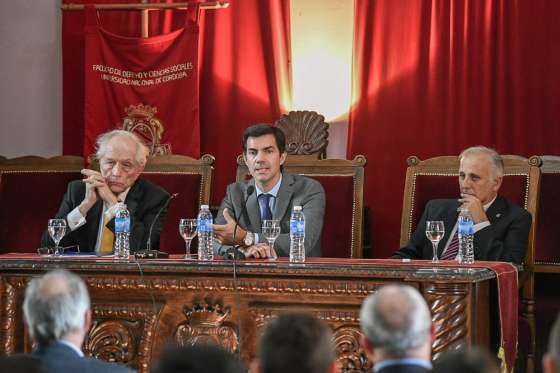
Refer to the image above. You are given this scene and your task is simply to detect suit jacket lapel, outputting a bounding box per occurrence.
[124,180,142,225]
[246,180,261,232]
[274,173,295,222]
[486,194,507,224]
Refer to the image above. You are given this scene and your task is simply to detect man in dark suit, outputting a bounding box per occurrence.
[251,312,336,373]
[23,269,135,373]
[392,146,531,264]
[41,130,169,253]
[360,285,433,373]
[213,124,325,259]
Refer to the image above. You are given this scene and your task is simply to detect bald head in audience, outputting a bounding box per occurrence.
[543,313,560,373]
[360,284,433,373]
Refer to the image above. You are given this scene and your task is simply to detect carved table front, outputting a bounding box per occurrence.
[0,257,495,372]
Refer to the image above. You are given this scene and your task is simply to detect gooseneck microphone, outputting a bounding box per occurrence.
[135,192,179,259]
[225,185,255,260]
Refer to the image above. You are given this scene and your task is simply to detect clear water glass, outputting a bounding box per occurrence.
[425,220,445,263]
[48,219,67,256]
[179,218,197,260]
[262,219,280,259]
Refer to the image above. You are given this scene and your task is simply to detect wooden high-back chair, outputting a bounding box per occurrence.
[399,154,541,371]
[0,156,84,252]
[236,110,367,258]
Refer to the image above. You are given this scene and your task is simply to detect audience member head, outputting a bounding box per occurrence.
[432,347,500,373]
[95,129,149,194]
[360,284,433,363]
[458,146,504,205]
[543,312,560,373]
[154,343,245,373]
[253,312,336,373]
[0,355,45,373]
[242,124,287,191]
[23,269,91,348]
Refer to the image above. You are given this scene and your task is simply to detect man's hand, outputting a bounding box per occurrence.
[459,193,488,223]
[78,174,98,216]
[81,169,118,206]
[212,208,245,246]
[242,243,277,260]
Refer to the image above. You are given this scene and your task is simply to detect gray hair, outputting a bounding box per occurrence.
[459,146,504,177]
[23,270,90,346]
[360,284,431,358]
[95,129,149,167]
[549,313,560,365]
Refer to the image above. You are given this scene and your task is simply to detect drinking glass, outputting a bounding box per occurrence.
[262,219,280,259]
[179,218,197,260]
[48,219,67,256]
[425,221,445,263]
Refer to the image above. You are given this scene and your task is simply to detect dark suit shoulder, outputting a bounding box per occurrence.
[136,178,170,198]
[83,356,136,373]
[288,173,324,190]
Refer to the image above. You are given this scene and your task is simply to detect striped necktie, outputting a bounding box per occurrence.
[441,230,459,260]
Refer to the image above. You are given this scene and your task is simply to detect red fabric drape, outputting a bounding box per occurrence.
[348,0,560,259]
[63,1,291,205]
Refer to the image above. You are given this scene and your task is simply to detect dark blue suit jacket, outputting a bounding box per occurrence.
[33,341,135,373]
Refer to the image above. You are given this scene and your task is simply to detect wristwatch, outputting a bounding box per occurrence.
[244,231,255,247]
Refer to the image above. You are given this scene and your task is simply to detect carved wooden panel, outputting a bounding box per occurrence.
[423,282,469,359]
[174,299,239,353]
[275,110,329,157]
[0,260,493,373]
[84,303,160,373]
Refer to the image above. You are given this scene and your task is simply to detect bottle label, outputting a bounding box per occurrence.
[115,217,130,233]
[198,218,212,233]
[458,219,474,235]
[290,220,305,235]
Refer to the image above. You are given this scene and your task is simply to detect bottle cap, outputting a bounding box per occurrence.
[201,204,209,209]
[293,206,302,211]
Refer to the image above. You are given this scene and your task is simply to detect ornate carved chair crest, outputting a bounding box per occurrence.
[274,110,329,159]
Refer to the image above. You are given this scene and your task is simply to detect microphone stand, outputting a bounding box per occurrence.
[134,193,178,259]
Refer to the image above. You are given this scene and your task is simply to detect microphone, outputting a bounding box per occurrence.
[223,185,254,259]
[135,192,179,259]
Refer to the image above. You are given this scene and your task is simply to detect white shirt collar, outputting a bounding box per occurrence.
[483,195,497,211]
[255,175,282,198]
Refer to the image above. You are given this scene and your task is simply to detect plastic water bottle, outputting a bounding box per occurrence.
[458,207,474,264]
[197,205,214,261]
[289,206,305,263]
[114,204,130,260]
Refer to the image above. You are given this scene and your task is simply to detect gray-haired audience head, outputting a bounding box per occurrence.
[459,146,504,178]
[360,284,432,360]
[255,312,336,373]
[543,313,560,373]
[432,347,499,373]
[23,269,90,346]
[154,344,245,373]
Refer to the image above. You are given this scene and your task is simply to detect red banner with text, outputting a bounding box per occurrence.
[83,5,200,159]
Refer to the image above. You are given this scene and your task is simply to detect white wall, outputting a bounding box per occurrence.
[0,0,62,157]
[290,0,354,158]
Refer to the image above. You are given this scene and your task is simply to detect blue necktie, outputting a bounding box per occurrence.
[260,194,273,221]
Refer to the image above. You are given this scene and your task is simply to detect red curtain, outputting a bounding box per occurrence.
[348,0,560,258]
[62,0,291,205]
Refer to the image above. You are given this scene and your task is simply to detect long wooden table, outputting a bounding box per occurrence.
[0,256,499,372]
